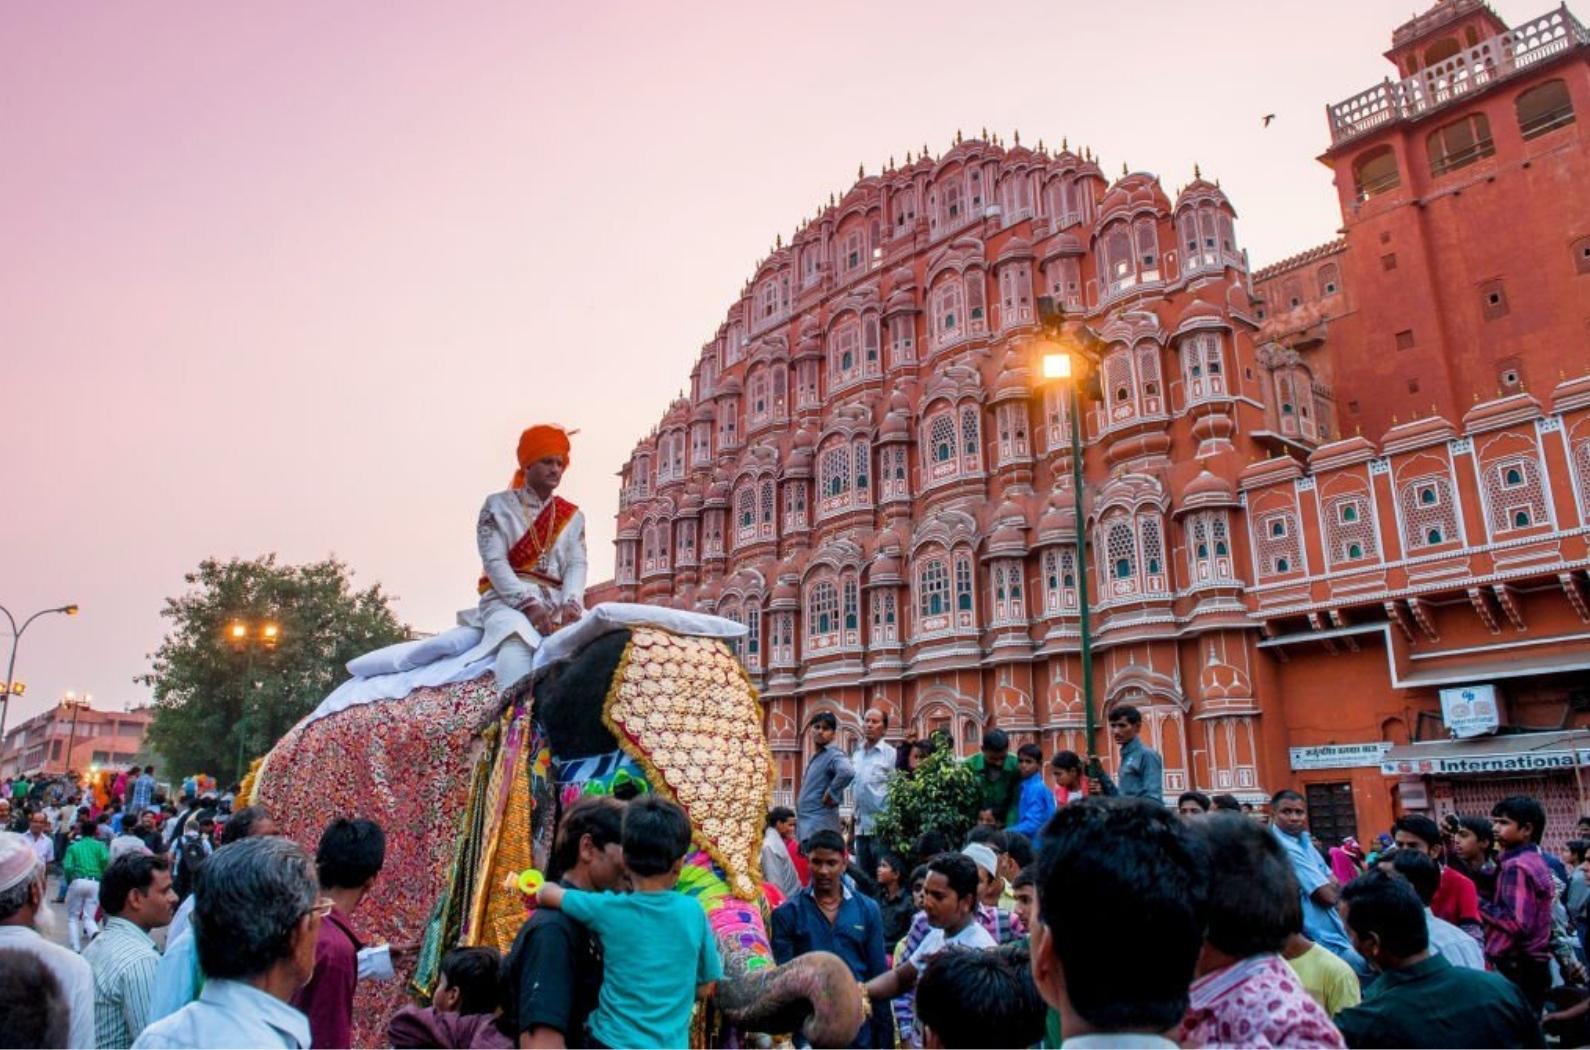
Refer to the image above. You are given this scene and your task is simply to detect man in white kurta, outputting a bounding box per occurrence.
[473,424,587,700]
[0,833,97,1049]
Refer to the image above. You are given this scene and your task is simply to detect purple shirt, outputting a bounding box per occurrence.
[1480,843,1554,962]
[290,907,362,1048]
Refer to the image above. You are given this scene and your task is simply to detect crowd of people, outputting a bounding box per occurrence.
[2,722,1586,1048]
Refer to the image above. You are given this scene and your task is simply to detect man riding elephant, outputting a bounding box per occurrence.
[246,424,864,1047]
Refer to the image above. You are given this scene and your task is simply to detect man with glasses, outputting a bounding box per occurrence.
[132,837,327,1049]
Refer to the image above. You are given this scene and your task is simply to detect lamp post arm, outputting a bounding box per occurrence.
[0,604,76,758]
[1070,380,1099,766]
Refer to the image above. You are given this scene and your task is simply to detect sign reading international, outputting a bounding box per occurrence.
[1439,683,1500,738]
[1381,748,1584,776]
[1290,742,1393,770]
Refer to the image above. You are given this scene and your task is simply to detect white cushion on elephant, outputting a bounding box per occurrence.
[303,602,747,728]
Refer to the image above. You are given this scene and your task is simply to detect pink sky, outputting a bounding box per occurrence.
[0,0,1540,727]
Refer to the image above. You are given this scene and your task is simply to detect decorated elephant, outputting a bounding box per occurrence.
[248,610,865,1047]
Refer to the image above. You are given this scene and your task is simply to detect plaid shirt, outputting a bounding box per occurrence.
[82,916,159,1049]
[1480,843,1554,962]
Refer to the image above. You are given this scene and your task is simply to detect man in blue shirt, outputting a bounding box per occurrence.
[796,712,854,842]
[1271,788,1369,976]
[771,829,888,1047]
[1108,706,1164,802]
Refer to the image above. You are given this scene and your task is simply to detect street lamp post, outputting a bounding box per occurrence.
[62,691,91,777]
[1036,299,1104,769]
[226,619,281,782]
[0,602,79,762]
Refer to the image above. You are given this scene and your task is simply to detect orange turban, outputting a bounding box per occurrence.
[512,424,572,488]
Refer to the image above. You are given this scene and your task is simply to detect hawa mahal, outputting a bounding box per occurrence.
[590,0,1590,844]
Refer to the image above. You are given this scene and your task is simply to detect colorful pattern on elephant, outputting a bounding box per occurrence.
[553,748,651,810]
[678,852,774,973]
[603,627,774,901]
[251,674,501,1047]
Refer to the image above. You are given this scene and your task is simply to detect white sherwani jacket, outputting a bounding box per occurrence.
[459,488,587,660]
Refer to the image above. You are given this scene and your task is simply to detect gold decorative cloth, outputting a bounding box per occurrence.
[603,627,773,900]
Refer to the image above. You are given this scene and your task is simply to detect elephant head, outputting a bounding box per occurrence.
[249,623,864,1047]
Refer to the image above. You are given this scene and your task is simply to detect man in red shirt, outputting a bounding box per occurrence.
[1393,814,1481,939]
[291,817,386,1048]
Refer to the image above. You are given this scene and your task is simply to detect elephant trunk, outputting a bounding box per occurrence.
[717,951,866,1049]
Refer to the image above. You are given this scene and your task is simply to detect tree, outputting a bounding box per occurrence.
[873,733,983,858]
[141,556,407,782]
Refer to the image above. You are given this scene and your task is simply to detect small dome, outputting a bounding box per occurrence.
[871,553,902,580]
[1038,495,1077,536]
[989,523,1026,550]
[1175,176,1232,212]
[881,409,912,437]
[716,374,743,396]
[772,577,799,603]
[1200,646,1253,700]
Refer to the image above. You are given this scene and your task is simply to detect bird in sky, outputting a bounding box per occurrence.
[1262,113,1277,127]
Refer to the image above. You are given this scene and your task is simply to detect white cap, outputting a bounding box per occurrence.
[961,843,999,878]
[0,832,43,893]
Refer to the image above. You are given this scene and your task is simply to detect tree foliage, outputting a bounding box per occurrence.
[141,556,407,782]
[872,734,982,857]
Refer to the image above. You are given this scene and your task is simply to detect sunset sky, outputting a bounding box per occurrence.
[1,0,1531,727]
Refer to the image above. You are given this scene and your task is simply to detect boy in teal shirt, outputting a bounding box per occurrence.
[538,795,721,1049]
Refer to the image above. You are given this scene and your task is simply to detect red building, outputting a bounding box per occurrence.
[591,0,1590,846]
[1,701,152,779]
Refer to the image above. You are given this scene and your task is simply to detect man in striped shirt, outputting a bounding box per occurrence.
[84,852,177,1048]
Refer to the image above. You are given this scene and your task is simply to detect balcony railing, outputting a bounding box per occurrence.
[1328,5,1588,146]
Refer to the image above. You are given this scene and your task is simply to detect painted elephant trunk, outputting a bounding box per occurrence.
[717,951,866,1048]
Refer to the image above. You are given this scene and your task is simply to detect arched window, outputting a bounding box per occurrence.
[918,558,950,620]
[1103,225,1135,292]
[759,480,775,535]
[1042,548,1079,614]
[863,317,881,374]
[929,413,956,464]
[931,281,964,347]
[1139,516,1165,580]
[1186,511,1236,584]
[1484,459,1548,536]
[1517,79,1575,139]
[1427,114,1494,176]
[955,555,975,614]
[735,486,756,545]
[807,581,838,639]
[960,407,981,459]
[1135,219,1159,277]
[998,263,1033,329]
[821,445,851,498]
[1400,476,1460,550]
[830,320,862,385]
[843,577,859,632]
[1181,332,1226,402]
[1256,512,1303,577]
[853,440,870,495]
[1352,146,1400,200]
[965,271,988,334]
[1135,342,1163,410]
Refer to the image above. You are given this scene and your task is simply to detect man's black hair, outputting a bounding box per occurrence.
[765,805,795,828]
[1392,813,1443,849]
[965,825,1008,852]
[1191,814,1299,958]
[926,851,980,902]
[802,829,846,857]
[981,728,1010,753]
[910,738,938,759]
[1037,797,1207,1032]
[877,852,907,878]
[1568,840,1589,864]
[621,795,692,876]
[1493,795,1547,842]
[909,863,930,888]
[1012,863,1037,891]
[1004,831,1034,868]
[913,829,952,867]
[1177,791,1211,812]
[808,711,838,732]
[1049,750,1082,772]
[221,805,272,845]
[315,817,386,890]
[1271,788,1305,807]
[1017,743,1043,763]
[917,945,1047,1049]
[440,946,502,1016]
[1457,814,1495,846]
[1341,869,1428,958]
[549,797,623,880]
[0,948,68,1049]
[1387,849,1440,906]
[100,853,169,916]
[1108,704,1142,726]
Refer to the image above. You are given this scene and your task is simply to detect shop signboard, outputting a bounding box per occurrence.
[1290,742,1392,770]
[1439,683,1500,739]
[1380,749,1581,776]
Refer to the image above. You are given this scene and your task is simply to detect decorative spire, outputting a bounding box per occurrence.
[1013,128,1021,145]
[888,155,895,170]
[829,192,835,206]
[956,128,963,144]
[775,233,782,249]
[980,125,988,140]
[858,163,865,179]
[1062,136,1068,151]
[905,150,913,163]
[1122,162,1129,177]
[1194,162,1201,179]
[1037,138,1045,153]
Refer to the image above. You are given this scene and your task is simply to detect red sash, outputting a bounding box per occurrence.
[478,496,578,595]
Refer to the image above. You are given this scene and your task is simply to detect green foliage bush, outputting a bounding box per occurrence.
[873,733,981,857]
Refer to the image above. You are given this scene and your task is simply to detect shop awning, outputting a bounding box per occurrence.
[1398,649,1590,688]
[1380,730,1590,776]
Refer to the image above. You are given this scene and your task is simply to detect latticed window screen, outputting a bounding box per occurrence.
[807,582,837,638]
[929,414,956,464]
[1400,475,1460,548]
[853,442,870,491]
[1575,441,1590,522]
[919,560,949,617]
[1105,520,1136,580]
[759,481,775,526]
[736,488,756,533]
[955,557,974,611]
[1139,516,1165,577]
[1325,496,1379,565]
[1483,458,1548,534]
[961,407,980,457]
[1255,512,1303,575]
[821,446,851,497]
[843,578,859,630]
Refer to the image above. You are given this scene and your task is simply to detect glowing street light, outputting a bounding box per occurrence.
[0,601,81,751]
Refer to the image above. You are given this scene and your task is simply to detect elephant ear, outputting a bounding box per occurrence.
[602,627,774,901]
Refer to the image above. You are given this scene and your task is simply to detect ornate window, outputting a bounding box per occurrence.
[1400,475,1460,549]
[838,228,866,279]
[675,520,697,566]
[928,413,956,465]
[1427,113,1495,177]
[830,320,863,386]
[862,317,881,375]
[1103,519,1137,592]
[744,605,761,669]
[998,263,1033,329]
[954,553,976,623]
[930,281,964,348]
[1179,206,1225,274]
[1136,343,1164,414]
[992,561,1025,622]
[996,403,1030,463]
[1179,332,1226,403]
[1139,516,1167,591]
[1102,224,1135,294]
[1042,385,1073,449]
[1186,511,1236,584]
[1318,264,1340,297]
[797,359,820,411]
[747,371,770,427]
[807,581,839,650]
[757,279,780,320]
[923,407,982,484]
[842,578,860,643]
[1483,457,1549,536]
[771,612,795,665]
[1255,512,1303,576]
[718,398,739,448]
[690,422,712,466]
[1045,256,1082,310]
[961,407,981,461]
[853,440,871,501]
[616,541,637,584]
[1000,174,1033,220]
[1042,548,1079,614]
[881,445,910,500]
[759,479,775,539]
[1103,344,1164,427]
[871,590,899,644]
[783,481,808,531]
[734,485,757,546]
[893,188,917,231]
[917,557,951,630]
[965,271,988,336]
[702,511,724,558]
[888,315,916,366]
[1135,218,1160,281]
[1575,440,1590,523]
[1325,495,1379,567]
[820,444,851,501]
